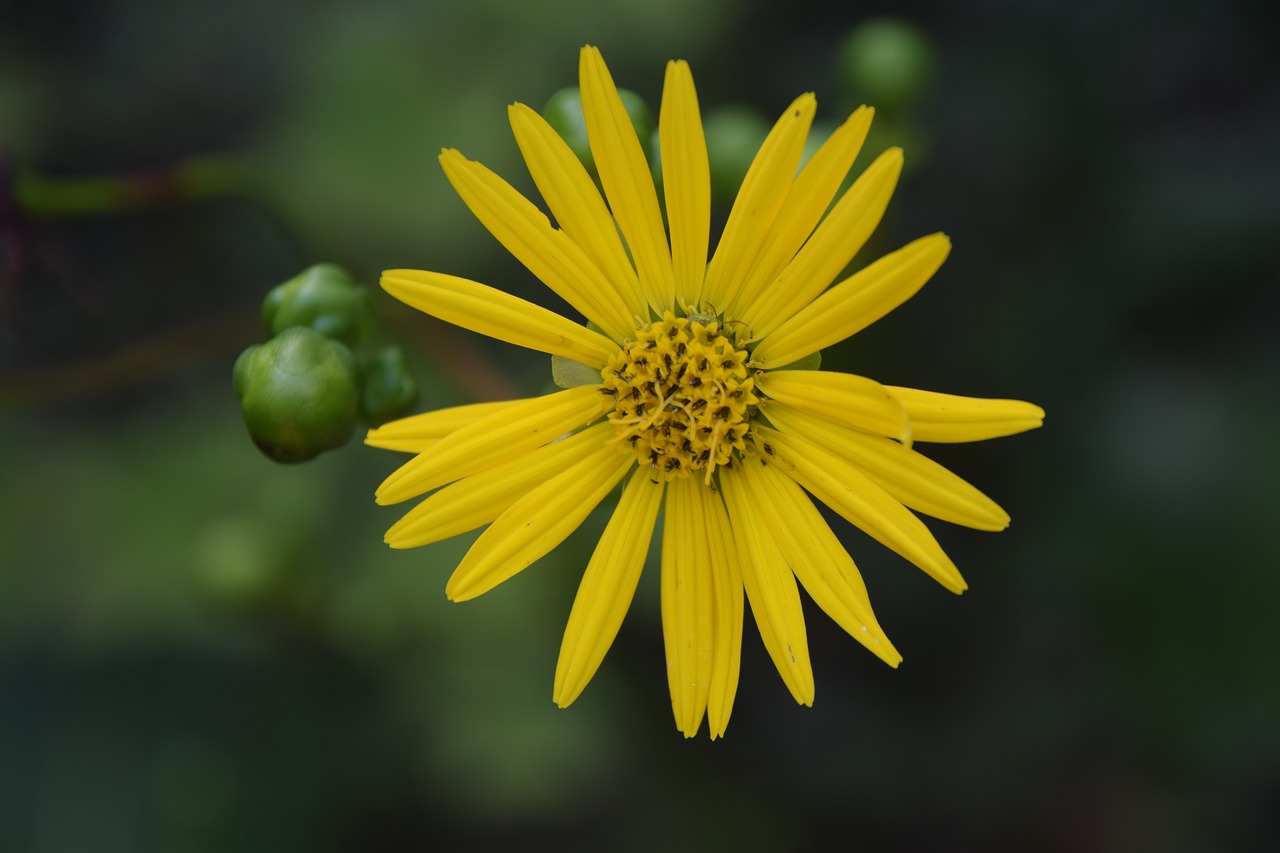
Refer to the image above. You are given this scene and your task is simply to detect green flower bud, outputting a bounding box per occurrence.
[262,263,374,349]
[703,106,770,203]
[837,18,936,109]
[543,86,654,178]
[359,345,418,426]
[234,327,360,463]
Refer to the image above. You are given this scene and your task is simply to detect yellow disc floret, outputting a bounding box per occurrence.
[603,311,758,483]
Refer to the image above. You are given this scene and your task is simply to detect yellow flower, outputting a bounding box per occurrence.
[368,46,1044,739]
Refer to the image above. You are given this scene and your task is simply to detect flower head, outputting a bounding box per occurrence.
[369,46,1044,738]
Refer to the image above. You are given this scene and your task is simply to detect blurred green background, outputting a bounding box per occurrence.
[2,0,1278,850]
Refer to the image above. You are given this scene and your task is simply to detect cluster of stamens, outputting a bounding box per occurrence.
[601,311,758,483]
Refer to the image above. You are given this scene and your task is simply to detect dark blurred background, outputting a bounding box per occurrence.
[2,0,1278,850]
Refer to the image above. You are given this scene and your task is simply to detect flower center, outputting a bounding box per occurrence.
[602,311,758,483]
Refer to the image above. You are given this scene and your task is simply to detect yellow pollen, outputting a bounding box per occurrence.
[603,310,758,482]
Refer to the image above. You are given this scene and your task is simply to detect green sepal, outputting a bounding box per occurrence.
[775,350,822,371]
[552,354,602,389]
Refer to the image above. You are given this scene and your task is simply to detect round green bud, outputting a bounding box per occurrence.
[359,345,418,426]
[703,106,770,202]
[234,327,361,463]
[837,18,936,108]
[543,86,654,177]
[262,263,374,349]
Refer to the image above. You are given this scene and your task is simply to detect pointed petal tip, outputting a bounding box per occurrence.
[379,271,416,297]
[382,519,416,548]
[551,684,576,709]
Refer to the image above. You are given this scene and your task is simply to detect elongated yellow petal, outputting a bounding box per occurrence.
[661,477,714,737]
[365,400,515,453]
[732,106,874,314]
[757,424,967,593]
[753,232,950,369]
[758,369,911,446]
[579,45,674,310]
[766,405,1009,531]
[554,468,664,708]
[382,269,617,368]
[719,464,815,705]
[700,485,744,740]
[741,148,904,338]
[660,60,710,309]
[385,424,613,549]
[508,102,647,316]
[445,441,632,601]
[439,149,636,343]
[887,386,1046,443]
[738,455,901,667]
[703,93,816,315]
[375,386,606,505]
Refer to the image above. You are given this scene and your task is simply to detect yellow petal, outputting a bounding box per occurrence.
[741,147,904,339]
[660,477,714,737]
[702,93,816,315]
[382,269,617,368]
[445,440,633,601]
[579,45,674,310]
[375,386,606,505]
[365,400,514,453]
[766,405,1009,531]
[700,485,744,740]
[732,106,874,314]
[752,232,950,369]
[554,468,664,708]
[738,455,901,667]
[659,60,710,309]
[756,424,968,593]
[887,386,1046,443]
[719,464,815,705]
[385,424,613,549]
[758,369,911,447]
[439,149,636,343]
[508,102,647,316]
